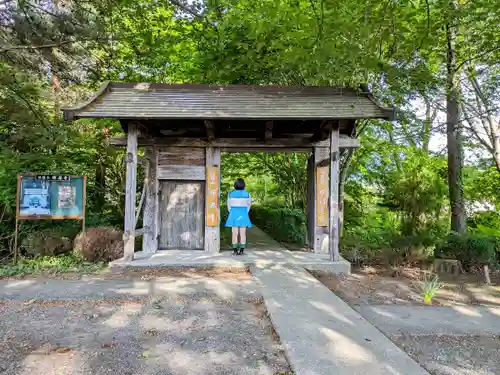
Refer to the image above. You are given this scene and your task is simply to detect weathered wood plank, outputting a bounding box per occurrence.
[142,146,157,253]
[314,147,330,253]
[205,120,215,141]
[109,136,360,149]
[157,147,205,166]
[205,147,221,253]
[264,121,273,140]
[123,122,138,261]
[159,181,205,249]
[329,128,340,262]
[157,165,206,180]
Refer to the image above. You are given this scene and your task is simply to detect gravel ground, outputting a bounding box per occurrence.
[0,296,290,375]
[392,335,500,375]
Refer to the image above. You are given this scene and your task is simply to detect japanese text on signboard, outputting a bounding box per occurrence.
[316,167,329,227]
[206,167,219,227]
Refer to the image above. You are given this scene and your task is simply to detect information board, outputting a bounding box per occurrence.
[316,167,329,227]
[17,174,86,220]
[206,166,219,227]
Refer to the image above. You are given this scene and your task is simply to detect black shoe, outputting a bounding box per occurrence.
[237,249,244,256]
[232,249,238,255]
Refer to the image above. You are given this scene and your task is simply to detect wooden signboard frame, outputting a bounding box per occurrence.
[316,166,329,227]
[206,166,219,227]
[14,174,87,263]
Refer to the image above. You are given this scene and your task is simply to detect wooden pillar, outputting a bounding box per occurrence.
[312,147,330,253]
[142,146,157,253]
[329,127,340,261]
[205,147,221,252]
[306,154,315,248]
[123,123,138,261]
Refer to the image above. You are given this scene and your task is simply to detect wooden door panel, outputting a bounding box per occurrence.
[159,181,204,250]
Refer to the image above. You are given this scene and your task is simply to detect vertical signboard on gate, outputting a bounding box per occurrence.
[316,167,329,227]
[206,166,219,227]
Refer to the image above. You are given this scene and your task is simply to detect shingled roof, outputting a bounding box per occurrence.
[62,82,395,121]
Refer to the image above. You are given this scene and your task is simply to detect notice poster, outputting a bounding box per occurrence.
[316,167,329,227]
[206,166,219,227]
[19,178,51,216]
[58,185,76,209]
[17,175,86,220]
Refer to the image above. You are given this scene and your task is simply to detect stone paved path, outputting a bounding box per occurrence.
[357,305,500,336]
[252,265,430,375]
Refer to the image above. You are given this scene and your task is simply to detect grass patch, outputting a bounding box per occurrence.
[0,254,105,278]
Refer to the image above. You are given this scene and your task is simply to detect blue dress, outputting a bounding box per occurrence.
[225,190,252,228]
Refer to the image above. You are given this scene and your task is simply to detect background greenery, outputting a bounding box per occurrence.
[0,0,499,271]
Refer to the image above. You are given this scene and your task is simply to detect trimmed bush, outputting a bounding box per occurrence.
[21,231,72,258]
[435,233,499,270]
[249,205,307,246]
[74,227,123,262]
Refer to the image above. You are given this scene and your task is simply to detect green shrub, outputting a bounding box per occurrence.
[468,211,500,230]
[0,254,104,277]
[20,230,73,258]
[249,205,307,246]
[435,233,499,269]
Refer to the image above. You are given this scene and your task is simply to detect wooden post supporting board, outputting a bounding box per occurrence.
[329,127,340,262]
[312,147,330,253]
[123,122,138,261]
[205,147,221,253]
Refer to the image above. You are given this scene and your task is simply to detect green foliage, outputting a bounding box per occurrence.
[435,233,500,269]
[250,206,308,246]
[0,255,105,278]
[468,211,500,230]
[419,274,443,305]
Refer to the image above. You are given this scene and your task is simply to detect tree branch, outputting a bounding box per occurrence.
[0,40,74,53]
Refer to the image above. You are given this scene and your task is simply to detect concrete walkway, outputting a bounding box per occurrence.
[357,305,500,336]
[221,226,285,250]
[252,265,429,375]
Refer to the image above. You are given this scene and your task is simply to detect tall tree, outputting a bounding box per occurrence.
[445,0,466,233]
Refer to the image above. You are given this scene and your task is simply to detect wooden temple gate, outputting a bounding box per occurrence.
[63,83,394,261]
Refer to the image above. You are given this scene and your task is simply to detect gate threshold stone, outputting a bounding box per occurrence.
[252,265,429,375]
[110,250,350,274]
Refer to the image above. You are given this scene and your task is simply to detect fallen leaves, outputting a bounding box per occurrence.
[55,347,71,354]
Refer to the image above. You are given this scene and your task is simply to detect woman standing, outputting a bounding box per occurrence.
[225,178,252,255]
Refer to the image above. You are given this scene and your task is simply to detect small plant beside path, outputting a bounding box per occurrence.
[0,254,105,278]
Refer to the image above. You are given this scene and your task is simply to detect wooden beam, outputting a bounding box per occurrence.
[310,121,333,142]
[329,127,340,262]
[109,136,360,149]
[205,120,215,141]
[264,121,273,140]
[123,122,138,261]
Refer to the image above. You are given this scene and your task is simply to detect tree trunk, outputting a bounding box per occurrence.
[446,0,467,233]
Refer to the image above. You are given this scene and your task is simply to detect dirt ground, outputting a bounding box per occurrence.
[311,266,500,307]
[0,296,290,375]
[392,335,500,375]
[0,267,253,281]
[312,267,500,375]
